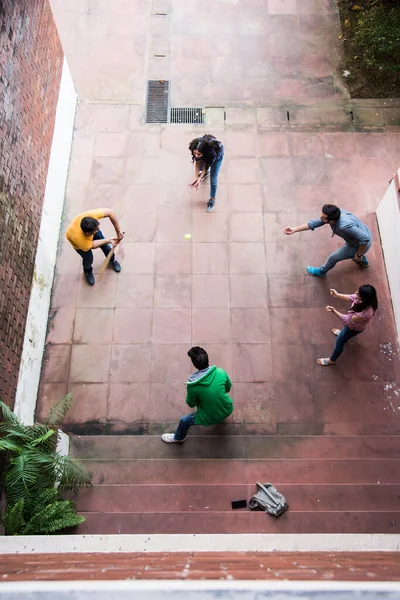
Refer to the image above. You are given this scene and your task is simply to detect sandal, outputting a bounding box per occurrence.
[331,329,341,337]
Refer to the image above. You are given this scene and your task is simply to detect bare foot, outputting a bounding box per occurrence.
[331,329,341,337]
[317,358,336,366]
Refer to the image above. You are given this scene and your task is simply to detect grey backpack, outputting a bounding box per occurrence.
[249,481,289,517]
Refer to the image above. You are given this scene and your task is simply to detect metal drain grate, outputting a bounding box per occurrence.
[146,80,169,123]
[170,107,205,124]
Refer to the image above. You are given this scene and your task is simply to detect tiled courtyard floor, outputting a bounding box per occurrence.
[39,119,400,436]
[36,0,400,533]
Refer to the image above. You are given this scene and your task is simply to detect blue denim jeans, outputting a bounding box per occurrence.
[330,325,361,362]
[174,412,196,441]
[201,153,224,199]
[320,239,371,275]
[210,153,224,198]
[75,230,115,274]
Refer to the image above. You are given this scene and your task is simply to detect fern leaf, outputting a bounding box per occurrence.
[2,499,26,535]
[24,511,85,534]
[42,513,85,534]
[4,450,56,504]
[0,439,21,453]
[30,429,56,448]
[0,424,31,440]
[44,393,73,427]
[23,499,84,534]
[24,488,59,516]
[55,455,92,492]
[0,400,20,426]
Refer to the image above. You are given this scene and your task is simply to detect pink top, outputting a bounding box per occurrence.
[339,294,375,332]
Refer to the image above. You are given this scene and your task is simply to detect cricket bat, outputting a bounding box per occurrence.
[98,236,123,281]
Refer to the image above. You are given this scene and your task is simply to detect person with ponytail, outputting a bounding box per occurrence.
[317,284,378,366]
[188,134,224,212]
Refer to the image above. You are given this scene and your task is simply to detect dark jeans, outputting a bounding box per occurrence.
[75,230,115,274]
[210,153,224,198]
[200,152,224,199]
[330,325,361,362]
[174,412,196,441]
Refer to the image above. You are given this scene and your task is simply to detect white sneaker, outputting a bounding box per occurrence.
[161,433,184,443]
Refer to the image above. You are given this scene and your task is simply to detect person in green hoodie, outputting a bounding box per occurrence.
[161,346,234,444]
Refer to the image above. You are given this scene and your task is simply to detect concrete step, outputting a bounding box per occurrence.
[81,458,400,485]
[63,421,400,436]
[69,434,400,535]
[70,435,400,460]
[77,511,400,534]
[73,484,400,513]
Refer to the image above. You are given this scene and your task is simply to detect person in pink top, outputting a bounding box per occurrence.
[317,284,378,366]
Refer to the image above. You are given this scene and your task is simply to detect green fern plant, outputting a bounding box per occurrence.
[1,499,25,535]
[44,393,74,427]
[0,394,91,533]
[2,488,85,535]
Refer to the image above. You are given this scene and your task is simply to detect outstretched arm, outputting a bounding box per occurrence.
[330,289,354,302]
[189,161,202,190]
[283,223,311,235]
[325,306,346,321]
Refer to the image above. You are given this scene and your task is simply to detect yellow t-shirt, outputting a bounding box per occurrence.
[66,209,106,251]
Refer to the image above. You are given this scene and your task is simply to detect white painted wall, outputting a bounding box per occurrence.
[13,58,77,425]
[376,169,400,345]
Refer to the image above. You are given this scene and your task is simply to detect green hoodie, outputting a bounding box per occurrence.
[186,365,233,426]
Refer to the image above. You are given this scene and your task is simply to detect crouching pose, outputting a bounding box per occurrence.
[66,208,124,286]
[318,284,378,366]
[283,205,372,277]
[162,346,233,443]
[188,134,224,213]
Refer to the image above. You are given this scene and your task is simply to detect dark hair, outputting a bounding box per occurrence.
[322,204,341,221]
[188,346,209,370]
[189,134,221,166]
[80,217,100,234]
[353,284,378,313]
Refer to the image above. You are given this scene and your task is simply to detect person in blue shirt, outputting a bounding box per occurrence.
[283,204,372,278]
[188,134,224,213]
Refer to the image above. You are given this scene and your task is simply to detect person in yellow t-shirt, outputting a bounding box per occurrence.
[66,208,124,286]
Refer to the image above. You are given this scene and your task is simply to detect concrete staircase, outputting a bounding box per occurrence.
[69,434,400,534]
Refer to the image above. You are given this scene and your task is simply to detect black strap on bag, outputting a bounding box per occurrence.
[249,481,289,517]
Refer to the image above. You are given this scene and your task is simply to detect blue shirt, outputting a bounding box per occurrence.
[307,209,372,249]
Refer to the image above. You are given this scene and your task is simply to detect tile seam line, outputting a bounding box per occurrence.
[70,434,400,437]
[78,482,400,486]
[76,509,400,513]
[75,457,400,461]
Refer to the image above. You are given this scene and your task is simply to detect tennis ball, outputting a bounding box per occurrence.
[184,233,192,240]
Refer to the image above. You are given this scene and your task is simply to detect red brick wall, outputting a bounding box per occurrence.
[0,0,63,407]
[1,552,400,581]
